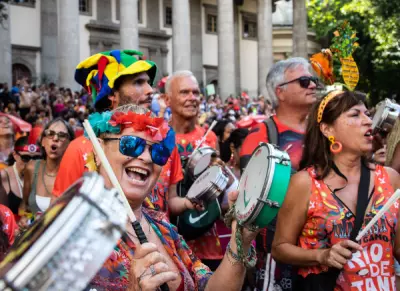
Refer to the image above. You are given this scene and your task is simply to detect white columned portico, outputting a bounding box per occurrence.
[257,0,273,99]
[120,0,139,49]
[58,0,80,89]
[292,0,308,58]
[217,0,236,100]
[172,0,191,71]
[0,3,12,86]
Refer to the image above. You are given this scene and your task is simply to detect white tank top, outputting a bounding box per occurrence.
[36,196,51,212]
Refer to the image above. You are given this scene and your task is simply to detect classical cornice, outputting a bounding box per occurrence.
[85,21,171,40]
[12,44,41,52]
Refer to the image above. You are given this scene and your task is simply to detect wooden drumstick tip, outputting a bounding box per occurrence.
[356,189,400,241]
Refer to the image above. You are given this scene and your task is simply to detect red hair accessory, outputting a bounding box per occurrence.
[110,112,169,141]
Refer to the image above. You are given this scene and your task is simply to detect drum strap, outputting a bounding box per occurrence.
[264,118,279,146]
[326,161,371,286]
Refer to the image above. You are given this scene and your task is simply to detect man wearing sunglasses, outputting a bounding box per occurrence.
[239,57,317,291]
[53,50,186,218]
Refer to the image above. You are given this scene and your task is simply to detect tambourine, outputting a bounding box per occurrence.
[186,166,229,203]
[186,147,216,177]
[0,172,127,291]
[235,143,291,228]
[372,99,400,135]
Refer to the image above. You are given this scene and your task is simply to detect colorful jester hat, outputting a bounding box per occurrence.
[310,21,360,91]
[75,50,157,110]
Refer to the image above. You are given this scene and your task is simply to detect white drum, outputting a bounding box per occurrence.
[187,147,216,177]
[186,166,229,203]
[372,99,400,135]
[235,143,291,228]
[0,173,127,291]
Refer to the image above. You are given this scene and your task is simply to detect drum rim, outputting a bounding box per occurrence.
[236,143,272,225]
[187,147,216,176]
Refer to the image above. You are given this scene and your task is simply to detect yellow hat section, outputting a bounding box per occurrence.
[108,60,153,88]
[76,54,116,69]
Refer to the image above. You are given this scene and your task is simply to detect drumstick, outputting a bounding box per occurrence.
[193,120,218,153]
[83,120,170,291]
[356,189,400,241]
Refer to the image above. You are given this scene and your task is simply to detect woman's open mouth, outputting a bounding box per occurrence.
[125,166,150,185]
[364,129,373,141]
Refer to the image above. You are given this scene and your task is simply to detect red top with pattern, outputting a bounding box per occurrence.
[175,126,223,260]
[298,165,397,290]
[0,204,17,245]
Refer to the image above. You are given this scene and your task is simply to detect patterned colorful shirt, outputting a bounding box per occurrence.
[298,165,397,290]
[175,126,223,261]
[87,208,212,291]
[0,204,17,246]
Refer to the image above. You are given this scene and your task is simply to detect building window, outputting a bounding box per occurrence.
[10,0,35,7]
[242,13,257,40]
[116,0,143,23]
[207,14,217,34]
[165,5,172,27]
[203,4,218,35]
[79,0,91,14]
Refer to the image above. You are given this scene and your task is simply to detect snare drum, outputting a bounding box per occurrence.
[187,147,216,177]
[186,166,229,203]
[0,172,127,291]
[372,99,400,135]
[235,143,291,228]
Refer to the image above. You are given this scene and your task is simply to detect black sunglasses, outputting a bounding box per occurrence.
[17,153,42,163]
[278,76,319,89]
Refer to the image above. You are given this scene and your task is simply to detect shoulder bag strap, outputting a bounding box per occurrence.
[264,117,279,146]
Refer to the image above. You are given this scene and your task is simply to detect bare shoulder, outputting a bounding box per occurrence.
[283,170,313,206]
[383,166,400,190]
[289,170,312,192]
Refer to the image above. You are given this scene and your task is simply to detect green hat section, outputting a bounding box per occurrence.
[75,49,157,109]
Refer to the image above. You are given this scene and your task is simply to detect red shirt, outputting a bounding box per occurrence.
[149,147,183,213]
[175,126,223,260]
[0,204,17,246]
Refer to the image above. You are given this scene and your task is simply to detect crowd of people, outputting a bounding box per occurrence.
[0,47,399,291]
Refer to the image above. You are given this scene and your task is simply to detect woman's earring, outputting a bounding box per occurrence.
[329,136,342,154]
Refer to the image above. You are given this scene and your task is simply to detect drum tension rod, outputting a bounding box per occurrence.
[267,155,291,166]
[257,198,280,208]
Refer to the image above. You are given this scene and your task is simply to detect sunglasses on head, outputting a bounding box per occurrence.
[102,135,171,166]
[17,153,42,163]
[279,76,319,89]
[44,129,70,141]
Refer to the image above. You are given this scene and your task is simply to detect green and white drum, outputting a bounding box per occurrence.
[235,143,291,228]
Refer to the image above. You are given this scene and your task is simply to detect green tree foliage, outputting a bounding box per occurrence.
[307,0,400,105]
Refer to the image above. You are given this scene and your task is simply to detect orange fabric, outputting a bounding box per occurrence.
[298,165,397,290]
[175,126,223,260]
[149,146,183,212]
[52,136,93,197]
[0,204,18,245]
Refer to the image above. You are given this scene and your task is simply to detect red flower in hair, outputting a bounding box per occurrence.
[109,112,169,141]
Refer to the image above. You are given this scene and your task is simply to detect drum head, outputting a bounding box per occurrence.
[186,166,222,200]
[372,100,388,132]
[236,144,271,224]
[193,154,213,176]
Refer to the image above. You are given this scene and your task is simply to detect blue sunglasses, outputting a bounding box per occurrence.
[102,135,172,166]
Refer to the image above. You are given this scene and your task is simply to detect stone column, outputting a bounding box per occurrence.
[0,3,12,86]
[41,0,58,84]
[172,0,191,71]
[190,0,203,85]
[257,0,273,98]
[218,0,236,100]
[160,48,169,76]
[58,0,80,90]
[120,0,139,49]
[292,0,308,58]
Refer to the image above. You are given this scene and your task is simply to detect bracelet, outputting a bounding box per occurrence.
[226,242,257,268]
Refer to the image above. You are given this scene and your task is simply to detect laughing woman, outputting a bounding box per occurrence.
[272,91,400,290]
[21,118,74,219]
[86,105,258,291]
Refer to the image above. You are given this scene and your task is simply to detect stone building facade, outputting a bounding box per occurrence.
[1,0,320,98]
